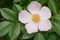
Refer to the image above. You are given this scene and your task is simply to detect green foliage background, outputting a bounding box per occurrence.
[0,0,60,40]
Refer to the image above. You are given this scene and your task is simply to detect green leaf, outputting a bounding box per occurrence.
[52,22,60,36]
[38,0,48,4]
[0,8,17,21]
[48,33,57,40]
[34,33,45,40]
[48,0,57,14]
[0,21,11,37]
[12,4,22,14]
[9,22,20,40]
[51,11,60,36]
[41,0,48,4]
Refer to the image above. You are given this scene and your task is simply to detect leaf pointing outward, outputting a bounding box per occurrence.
[9,22,20,40]
[0,21,11,37]
[0,8,17,21]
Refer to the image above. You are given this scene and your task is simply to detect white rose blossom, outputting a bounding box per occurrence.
[19,1,52,34]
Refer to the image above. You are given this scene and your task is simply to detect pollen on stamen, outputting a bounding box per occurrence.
[32,14,40,22]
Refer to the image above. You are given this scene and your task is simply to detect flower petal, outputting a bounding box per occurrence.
[19,10,32,24]
[25,21,38,34]
[27,1,41,14]
[39,6,51,20]
[38,20,52,31]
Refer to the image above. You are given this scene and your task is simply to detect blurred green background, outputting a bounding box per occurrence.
[0,0,60,40]
[0,0,13,8]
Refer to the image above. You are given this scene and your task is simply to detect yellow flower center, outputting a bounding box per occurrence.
[32,14,40,22]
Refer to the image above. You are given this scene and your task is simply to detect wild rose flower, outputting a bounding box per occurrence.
[19,1,52,34]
